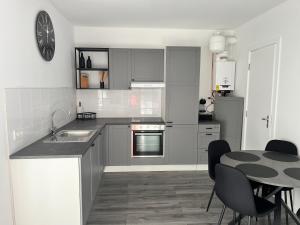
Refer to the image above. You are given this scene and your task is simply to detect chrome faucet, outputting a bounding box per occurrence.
[50,109,70,136]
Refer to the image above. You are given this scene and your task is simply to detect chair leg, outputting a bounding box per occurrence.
[289,189,294,212]
[256,186,260,196]
[233,211,236,224]
[238,214,242,225]
[268,214,272,225]
[248,216,252,225]
[284,191,289,225]
[217,205,226,225]
[206,185,215,212]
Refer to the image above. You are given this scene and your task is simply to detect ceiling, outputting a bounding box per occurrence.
[51,0,287,29]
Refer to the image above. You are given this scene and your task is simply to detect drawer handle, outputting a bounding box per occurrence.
[206,134,213,136]
[166,121,173,124]
[206,128,213,130]
[166,125,173,128]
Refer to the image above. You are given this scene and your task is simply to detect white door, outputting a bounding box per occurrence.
[244,43,279,150]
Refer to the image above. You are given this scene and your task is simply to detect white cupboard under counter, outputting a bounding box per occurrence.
[10,133,105,225]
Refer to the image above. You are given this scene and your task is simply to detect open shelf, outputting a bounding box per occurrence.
[75,47,110,89]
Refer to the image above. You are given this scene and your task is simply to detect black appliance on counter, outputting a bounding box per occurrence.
[199,98,213,121]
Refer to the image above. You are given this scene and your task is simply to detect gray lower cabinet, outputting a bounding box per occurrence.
[165,85,199,124]
[81,134,104,225]
[109,48,132,90]
[214,96,244,151]
[81,148,92,225]
[166,125,198,164]
[131,49,164,82]
[107,125,130,166]
[197,123,220,164]
[166,47,200,86]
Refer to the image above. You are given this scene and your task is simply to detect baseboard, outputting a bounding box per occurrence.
[104,164,208,172]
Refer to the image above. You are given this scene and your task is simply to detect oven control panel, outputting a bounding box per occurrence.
[131,124,165,131]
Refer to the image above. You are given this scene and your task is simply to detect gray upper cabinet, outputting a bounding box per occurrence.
[131,49,164,82]
[109,48,132,90]
[108,125,130,166]
[166,125,198,164]
[165,46,200,125]
[166,84,199,124]
[166,47,200,86]
[214,96,244,151]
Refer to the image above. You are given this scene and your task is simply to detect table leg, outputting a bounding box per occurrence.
[274,191,282,225]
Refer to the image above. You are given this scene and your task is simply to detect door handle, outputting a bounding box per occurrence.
[262,115,270,128]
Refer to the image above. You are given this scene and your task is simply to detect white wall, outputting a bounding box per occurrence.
[234,0,300,210]
[0,0,75,224]
[74,26,214,102]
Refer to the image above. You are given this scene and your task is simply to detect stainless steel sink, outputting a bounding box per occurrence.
[43,130,97,143]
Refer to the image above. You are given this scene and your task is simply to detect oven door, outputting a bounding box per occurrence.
[132,131,164,157]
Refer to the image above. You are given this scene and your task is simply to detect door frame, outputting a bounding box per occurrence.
[242,37,282,150]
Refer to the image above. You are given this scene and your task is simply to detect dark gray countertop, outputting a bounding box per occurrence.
[10,117,164,159]
[198,120,220,125]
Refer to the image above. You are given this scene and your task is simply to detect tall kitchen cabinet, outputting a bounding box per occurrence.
[109,48,164,89]
[165,47,200,164]
[214,96,244,151]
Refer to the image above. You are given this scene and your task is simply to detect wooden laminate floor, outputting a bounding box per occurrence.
[87,171,296,225]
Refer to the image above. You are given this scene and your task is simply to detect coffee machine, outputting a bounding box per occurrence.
[199,98,213,121]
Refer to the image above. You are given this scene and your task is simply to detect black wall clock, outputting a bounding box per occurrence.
[35,11,55,61]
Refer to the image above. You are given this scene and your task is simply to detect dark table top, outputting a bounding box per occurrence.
[221,150,300,188]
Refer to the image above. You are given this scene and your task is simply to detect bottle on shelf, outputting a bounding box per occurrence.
[79,53,85,68]
[87,56,92,68]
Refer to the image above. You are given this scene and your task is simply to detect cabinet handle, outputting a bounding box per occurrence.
[166,121,173,124]
[206,133,213,136]
[205,150,208,152]
[166,125,173,128]
[206,128,213,130]
[132,78,135,81]
[91,143,95,147]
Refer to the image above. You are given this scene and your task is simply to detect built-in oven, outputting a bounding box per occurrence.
[131,124,165,157]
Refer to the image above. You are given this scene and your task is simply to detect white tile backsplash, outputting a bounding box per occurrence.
[76,89,162,118]
[5,87,76,154]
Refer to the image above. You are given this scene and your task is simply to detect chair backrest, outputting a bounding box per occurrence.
[208,140,231,180]
[215,164,257,216]
[265,139,298,155]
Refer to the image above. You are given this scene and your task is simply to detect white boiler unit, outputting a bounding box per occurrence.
[213,61,236,91]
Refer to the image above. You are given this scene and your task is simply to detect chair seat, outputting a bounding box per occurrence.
[254,196,276,217]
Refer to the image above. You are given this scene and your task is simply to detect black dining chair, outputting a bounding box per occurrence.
[263,139,298,224]
[206,140,231,212]
[215,164,276,225]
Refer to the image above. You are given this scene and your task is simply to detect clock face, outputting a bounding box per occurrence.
[36,11,55,61]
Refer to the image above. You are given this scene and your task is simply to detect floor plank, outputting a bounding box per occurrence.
[87,171,296,225]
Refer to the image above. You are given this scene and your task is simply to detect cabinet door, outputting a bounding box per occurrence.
[214,97,244,151]
[109,48,132,90]
[166,85,199,124]
[198,148,208,164]
[81,149,92,225]
[131,49,164,82]
[108,125,130,166]
[91,140,100,200]
[166,47,200,86]
[197,132,220,149]
[166,125,198,164]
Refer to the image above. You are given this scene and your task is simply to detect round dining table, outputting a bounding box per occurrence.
[221,150,300,225]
